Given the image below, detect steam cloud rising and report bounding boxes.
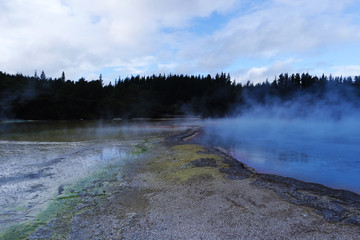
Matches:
[196,81,360,193]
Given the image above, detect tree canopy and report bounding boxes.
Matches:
[1,71,360,120]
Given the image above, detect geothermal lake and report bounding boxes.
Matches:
[197,117,360,194]
[0,120,189,231]
[2,118,360,231]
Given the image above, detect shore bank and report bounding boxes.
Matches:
[2,128,359,239]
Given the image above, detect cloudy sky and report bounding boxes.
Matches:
[1,0,360,84]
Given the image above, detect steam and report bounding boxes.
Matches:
[205,79,360,144]
[236,82,359,121]
[195,82,360,193]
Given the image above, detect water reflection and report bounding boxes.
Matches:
[196,118,360,194]
[0,119,191,142]
[101,146,128,162]
[278,151,308,162]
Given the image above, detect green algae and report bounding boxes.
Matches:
[132,138,157,154]
[146,144,229,184]
[0,159,125,239]
[0,138,229,239]
[133,144,147,154]
[0,195,80,240]
[0,182,107,239]
[56,194,80,200]
[0,137,152,239]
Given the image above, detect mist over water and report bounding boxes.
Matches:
[197,100,360,194]
[0,120,190,142]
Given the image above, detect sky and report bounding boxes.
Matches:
[1,0,360,84]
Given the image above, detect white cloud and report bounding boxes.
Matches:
[0,0,237,80]
[331,65,360,77]
[113,56,157,75]
[235,58,296,84]
[0,0,360,82]
[173,0,360,74]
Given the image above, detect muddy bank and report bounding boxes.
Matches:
[1,128,360,239]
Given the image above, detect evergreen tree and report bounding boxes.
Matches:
[61,71,65,82]
[40,71,46,81]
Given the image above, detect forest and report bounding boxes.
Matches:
[1,70,360,120]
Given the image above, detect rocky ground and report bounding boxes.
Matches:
[2,128,360,239]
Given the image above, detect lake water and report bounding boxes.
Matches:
[196,118,360,194]
[0,120,191,231]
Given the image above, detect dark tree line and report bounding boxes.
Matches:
[0,71,236,120]
[1,70,360,120]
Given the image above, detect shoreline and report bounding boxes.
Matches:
[181,127,360,225]
[2,127,359,239]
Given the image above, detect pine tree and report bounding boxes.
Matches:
[40,71,46,80]
[61,71,65,82]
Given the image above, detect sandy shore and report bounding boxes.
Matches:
[2,128,360,239]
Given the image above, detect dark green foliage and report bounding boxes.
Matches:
[1,70,360,120]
